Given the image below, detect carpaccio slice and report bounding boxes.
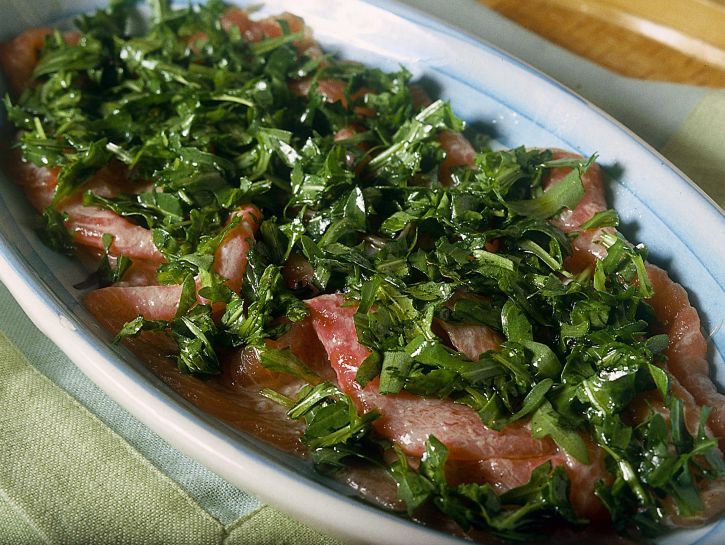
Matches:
[83,289,326,456]
[5,155,163,261]
[543,149,611,273]
[306,293,609,519]
[544,152,725,447]
[646,263,725,445]
[436,319,503,361]
[438,130,476,186]
[212,204,262,295]
[305,295,554,461]
[0,27,79,96]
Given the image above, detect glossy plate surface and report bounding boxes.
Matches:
[0,1,723,543]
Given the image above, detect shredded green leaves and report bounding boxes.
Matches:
[391,436,585,539]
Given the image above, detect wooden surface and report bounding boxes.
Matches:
[479,0,725,87]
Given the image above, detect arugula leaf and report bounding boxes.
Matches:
[390,436,584,538]
[53,139,113,204]
[94,233,132,286]
[531,401,589,463]
[35,207,75,256]
[264,380,380,457]
[259,347,321,385]
[507,155,595,219]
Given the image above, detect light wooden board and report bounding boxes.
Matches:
[479,0,725,87]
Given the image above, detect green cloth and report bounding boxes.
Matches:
[0,326,343,545]
[661,89,725,208]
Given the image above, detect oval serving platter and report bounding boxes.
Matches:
[0,1,723,544]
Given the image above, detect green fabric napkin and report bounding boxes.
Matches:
[661,90,725,208]
[0,294,343,545]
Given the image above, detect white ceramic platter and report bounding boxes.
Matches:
[0,1,723,544]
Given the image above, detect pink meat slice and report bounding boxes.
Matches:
[85,202,260,322]
[646,263,725,444]
[405,84,477,186]
[0,27,79,96]
[289,77,348,105]
[436,320,503,361]
[0,27,52,95]
[84,284,182,323]
[627,374,725,523]
[197,204,261,320]
[220,316,336,391]
[58,163,159,259]
[9,157,162,261]
[83,284,310,455]
[62,200,162,260]
[438,130,475,186]
[221,8,316,53]
[448,439,609,520]
[306,293,609,518]
[543,149,611,272]
[306,294,554,461]
[8,156,148,211]
[212,204,262,295]
[4,153,59,211]
[542,152,725,442]
[14,150,260,288]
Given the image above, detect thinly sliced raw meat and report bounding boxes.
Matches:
[543,150,610,272]
[84,284,182,326]
[0,28,78,95]
[670,476,725,527]
[87,204,260,319]
[543,154,725,442]
[646,263,725,442]
[6,156,162,260]
[628,374,716,439]
[306,294,554,461]
[83,284,308,454]
[398,85,476,186]
[306,293,609,518]
[448,439,609,520]
[62,200,161,260]
[0,27,52,94]
[334,125,362,142]
[438,130,475,186]
[221,8,316,52]
[436,320,503,361]
[3,152,59,211]
[220,316,335,391]
[57,163,161,259]
[76,160,152,197]
[0,28,80,95]
[627,376,725,523]
[7,157,148,212]
[213,204,261,294]
[405,85,476,186]
[289,78,347,106]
